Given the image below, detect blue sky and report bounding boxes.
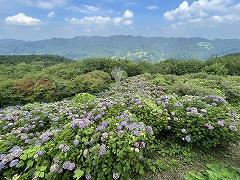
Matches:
[0,0,240,40]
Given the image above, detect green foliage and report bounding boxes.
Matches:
[0,55,73,65]
[156,59,203,75]
[0,79,20,107]
[72,93,96,105]
[166,95,239,149]
[66,70,111,94]
[185,163,240,180]
[202,63,228,75]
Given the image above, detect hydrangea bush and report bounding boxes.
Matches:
[0,75,239,179]
[0,99,155,179]
[164,95,239,148]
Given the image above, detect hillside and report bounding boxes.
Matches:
[0,36,240,61]
[0,54,73,65]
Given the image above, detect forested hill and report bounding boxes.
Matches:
[0,36,240,61]
[0,54,73,66]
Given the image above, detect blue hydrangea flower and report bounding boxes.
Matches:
[134,142,139,147]
[185,136,191,142]
[98,144,106,156]
[9,159,19,167]
[73,140,79,146]
[113,173,120,180]
[133,130,140,136]
[181,129,187,133]
[86,174,91,180]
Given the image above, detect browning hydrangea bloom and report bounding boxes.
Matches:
[50,163,59,173]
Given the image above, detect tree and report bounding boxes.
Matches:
[202,63,228,75]
[111,67,127,87]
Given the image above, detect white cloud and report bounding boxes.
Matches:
[82,5,99,12]
[67,5,99,14]
[147,5,159,10]
[123,10,134,19]
[123,19,132,25]
[164,0,240,29]
[164,0,239,21]
[67,16,111,25]
[5,13,42,26]
[47,11,55,18]
[18,0,69,9]
[66,9,134,26]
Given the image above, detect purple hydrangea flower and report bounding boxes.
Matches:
[134,130,140,136]
[63,146,70,152]
[208,125,214,130]
[118,130,125,135]
[2,126,8,130]
[41,135,50,143]
[59,144,64,149]
[73,140,79,146]
[0,161,6,170]
[9,159,19,167]
[37,150,44,156]
[117,125,123,130]
[134,142,139,147]
[99,144,106,156]
[86,174,91,180]
[102,121,108,127]
[62,161,75,171]
[185,136,191,142]
[113,173,120,180]
[146,126,152,132]
[167,126,171,130]
[101,132,108,141]
[53,158,59,163]
[9,146,21,153]
[181,129,187,133]
[50,163,59,173]
[0,154,6,160]
[217,120,225,127]
[140,142,146,148]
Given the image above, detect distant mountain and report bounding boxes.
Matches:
[0,36,240,61]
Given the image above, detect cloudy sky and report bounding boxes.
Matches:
[1,0,240,40]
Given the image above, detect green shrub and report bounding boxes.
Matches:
[72,93,96,105]
[66,70,111,94]
[129,98,170,136]
[171,83,224,97]
[202,63,228,75]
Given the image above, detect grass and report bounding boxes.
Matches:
[137,141,240,180]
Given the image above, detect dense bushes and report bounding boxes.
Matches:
[65,70,111,95]
[0,53,240,107]
[0,75,239,179]
[166,95,239,148]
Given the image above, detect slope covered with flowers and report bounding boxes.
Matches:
[0,75,239,179]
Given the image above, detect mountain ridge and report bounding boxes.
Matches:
[1,36,240,61]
